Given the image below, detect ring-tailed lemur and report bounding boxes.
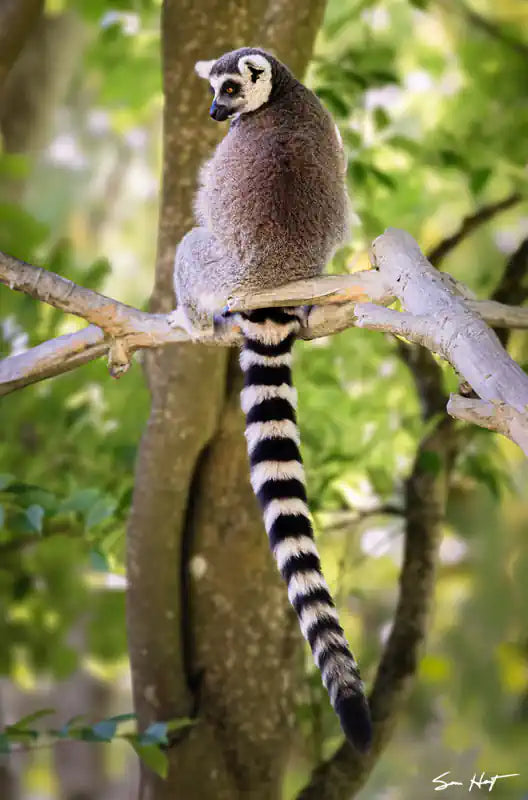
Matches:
[171,47,372,751]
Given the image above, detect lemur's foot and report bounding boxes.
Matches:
[167,307,213,340]
[167,307,189,331]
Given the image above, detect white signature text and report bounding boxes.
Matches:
[432,771,520,792]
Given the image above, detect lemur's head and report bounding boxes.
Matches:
[195,47,290,122]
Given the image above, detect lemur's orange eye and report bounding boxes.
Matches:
[226,86,234,94]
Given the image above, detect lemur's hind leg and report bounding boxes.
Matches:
[171,227,238,339]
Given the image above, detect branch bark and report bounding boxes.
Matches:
[2,248,528,397]
[365,228,528,453]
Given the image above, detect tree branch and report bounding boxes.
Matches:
[437,0,528,61]
[298,351,455,799]
[427,193,522,267]
[447,394,528,453]
[0,251,159,336]
[489,236,528,347]
[3,233,528,439]
[370,228,528,453]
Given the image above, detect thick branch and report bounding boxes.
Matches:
[0,327,107,394]
[2,241,528,402]
[0,251,156,336]
[369,229,528,453]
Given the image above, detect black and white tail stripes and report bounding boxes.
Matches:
[237,306,372,752]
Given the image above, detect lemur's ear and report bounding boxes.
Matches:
[238,53,271,83]
[195,59,216,79]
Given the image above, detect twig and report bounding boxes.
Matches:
[447,394,528,453]
[2,231,528,455]
[490,237,528,347]
[437,0,528,61]
[427,193,522,268]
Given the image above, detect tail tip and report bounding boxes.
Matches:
[335,691,372,753]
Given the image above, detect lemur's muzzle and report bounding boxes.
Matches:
[209,99,230,122]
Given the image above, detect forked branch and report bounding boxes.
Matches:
[2,230,528,456]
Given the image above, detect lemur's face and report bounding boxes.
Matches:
[195,53,272,121]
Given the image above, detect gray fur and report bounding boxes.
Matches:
[171,49,372,750]
[174,46,348,332]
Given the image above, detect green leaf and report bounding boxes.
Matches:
[469,167,491,196]
[89,550,110,572]
[25,504,44,534]
[367,467,393,496]
[77,726,110,742]
[10,709,55,728]
[342,129,362,149]
[83,257,112,290]
[0,203,49,255]
[367,165,397,190]
[387,135,420,155]
[0,505,4,529]
[130,742,169,778]
[140,721,168,745]
[315,88,349,118]
[0,733,11,754]
[91,719,118,741]
[57,715,87,738]
[58,488,101,514]
[438,149,467,169]
[464,454,504,498]
[373,106,391,130]
[347,161,368,186]
[416,450,443,475]
[5,727,38,741]
[18,489,57,513]
[367,69,399,85]
[84,499,116,529]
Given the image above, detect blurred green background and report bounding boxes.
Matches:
[1,0,527,798]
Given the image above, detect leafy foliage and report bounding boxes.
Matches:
[1,0,527,796]
[0,710,193,778]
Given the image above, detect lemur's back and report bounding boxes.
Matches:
[173,48,372,752]
[196,83,349,288]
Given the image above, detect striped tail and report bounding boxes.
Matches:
[237,306,372,752]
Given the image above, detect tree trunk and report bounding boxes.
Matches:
[126,1,327,797]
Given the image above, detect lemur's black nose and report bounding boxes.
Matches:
[209,99,230,122]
